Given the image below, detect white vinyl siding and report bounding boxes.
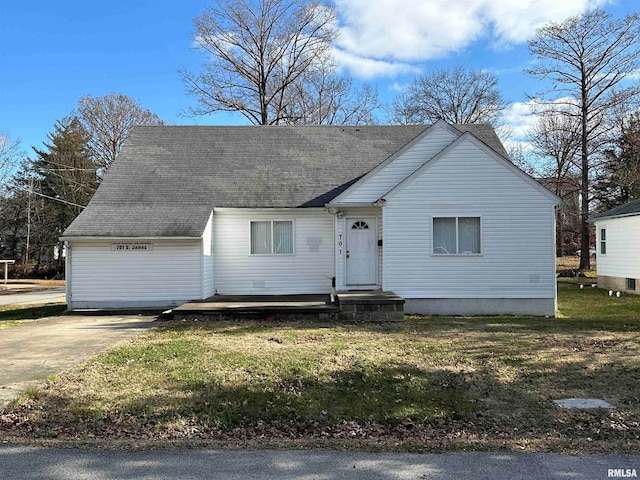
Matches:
[215,210,334,294]
[202,212,215,298]
[383,137,556,300]
[68,239,202,308]
[333,125,457,205]
[595,216,640,278]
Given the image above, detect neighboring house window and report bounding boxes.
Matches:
[250,221,293,255]
[433,217,481,255]
[626,278,636,291]
[600,228,606,255]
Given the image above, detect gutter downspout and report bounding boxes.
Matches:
[65,241,71,310]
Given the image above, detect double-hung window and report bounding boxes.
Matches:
[432,217,481,255]
[599,227,606,255]
[250,220,294,255]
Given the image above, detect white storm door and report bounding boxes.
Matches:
[346,218,377,285]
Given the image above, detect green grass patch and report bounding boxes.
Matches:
[558,280,640,322]
[0,303,66,329]
[0,304,66,323]
[0,282,639,452]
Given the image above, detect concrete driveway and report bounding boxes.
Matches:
[0,314,158,406]
[0,288,66,307]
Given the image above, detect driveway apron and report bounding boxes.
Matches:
[0,314,157,406]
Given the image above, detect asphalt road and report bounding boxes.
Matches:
[0,447,638,479]
[0,288,66,307]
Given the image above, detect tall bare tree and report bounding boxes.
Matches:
[77,93,164,173]
[529,112,582,255]
[390,67,509,128]
[0,133,21,186]
[284,62,380,125]
[181,0,339,125]
[527,9,640,269]
[530,112,581,194]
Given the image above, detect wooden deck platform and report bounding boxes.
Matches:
[172,292,404,322]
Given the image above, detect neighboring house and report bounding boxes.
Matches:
[61,120,560,315]
[590,198,640,294]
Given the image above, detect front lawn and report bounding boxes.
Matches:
[1,280,639,452]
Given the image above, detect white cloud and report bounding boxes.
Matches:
[628,68,640,81]
[485,0,611,44]
[333,49,420,79]
[501,97,581,168]
[502,100,538,143]
[336,0,612,75]
[388,82,409,92]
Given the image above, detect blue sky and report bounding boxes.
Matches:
[0,0,637,156]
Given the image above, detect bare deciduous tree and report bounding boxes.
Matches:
[529,112,582,255]
[77,93,164,173]
[530,112,581,194]
[389,67,509,128]
[284,62,380,125]
[182,0,338,125]
[527,9,640,269]
[0,133,21,186]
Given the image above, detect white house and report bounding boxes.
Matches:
[591,198,640,294]
[61,121,560,315]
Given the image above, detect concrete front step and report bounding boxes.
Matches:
[337,291,405,322]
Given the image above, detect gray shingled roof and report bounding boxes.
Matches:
[591,198,640,221]
[63,124,509,238]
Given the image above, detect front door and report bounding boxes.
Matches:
[346,218,377,286]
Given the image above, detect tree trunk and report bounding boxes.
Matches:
[555,175,563,257]
[556,209,564,256]
[579,81,591,270]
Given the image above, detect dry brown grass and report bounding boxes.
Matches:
[0,280,65,296]
[0,279,65,289]
[556,255,597,274]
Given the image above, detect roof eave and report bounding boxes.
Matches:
[589,211,640,223]
[60,235,204,241]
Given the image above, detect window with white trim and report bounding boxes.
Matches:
[433,217,481,255]
[250,220,293,255]
[600,227,606,255]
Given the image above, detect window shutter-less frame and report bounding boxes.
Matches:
[251,220,293,255]
[433,217,481,255]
